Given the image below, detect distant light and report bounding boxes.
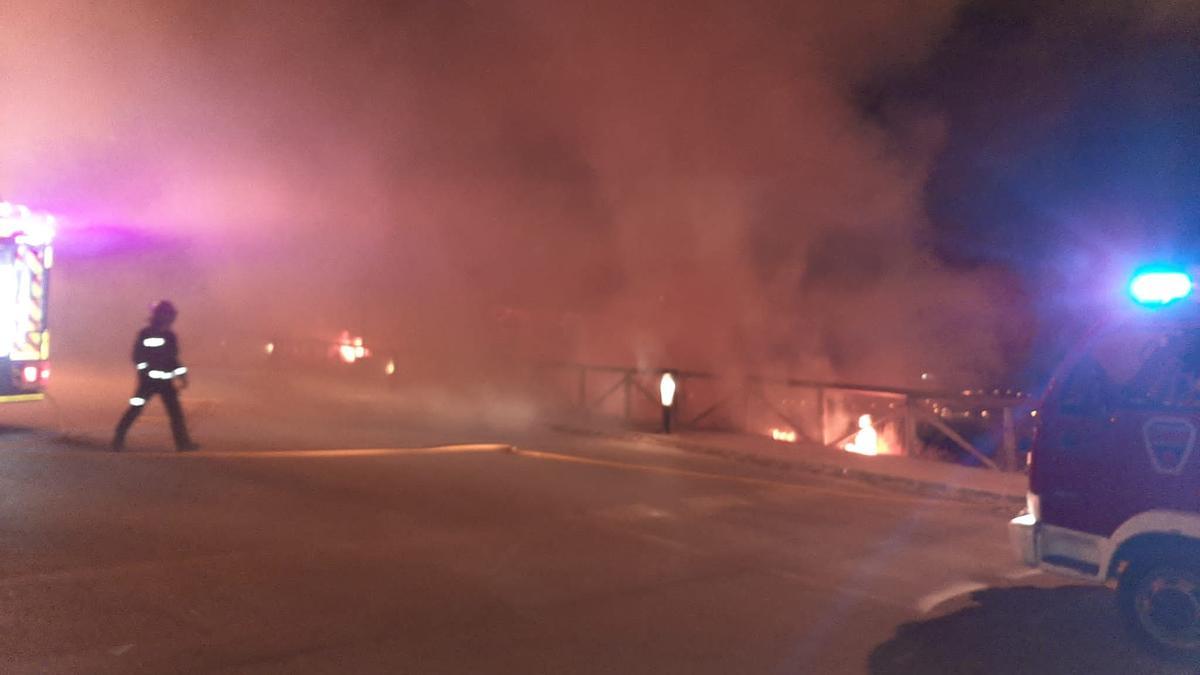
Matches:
[265,342,275,355]
[22,366,38,384]
[336,333,368,363]
[385,359,396,376]
[920,372,931,381]
[659,372,677,407]
[1130,269,1193,306]
[1030,409,1039,418]
[770,428,797,443]
[40,368,49,380]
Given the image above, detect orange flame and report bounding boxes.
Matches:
[770,428,797,443]
[336,331,370,363]
[845,414,889,456]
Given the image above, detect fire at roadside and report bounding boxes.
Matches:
[765,395,1035,469]
[203,337,1038,472]
[252,331,398,383]
[541,363,1036,471]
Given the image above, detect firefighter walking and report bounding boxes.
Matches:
[111,300,198,452]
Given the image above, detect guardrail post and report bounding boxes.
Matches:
[1000,406,1018,471]
[674,375,683,430]
[741,379,750,433]
[816,386,826,445]
[904,396,919,458]
[623,372,632,421]
[577,366,587,411]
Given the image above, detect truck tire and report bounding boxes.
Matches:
[1119,556,1200,660]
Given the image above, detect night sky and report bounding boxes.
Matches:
[895,0,1200,379]
[1,0,1196,389]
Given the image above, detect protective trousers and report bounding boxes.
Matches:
[113,379,192,450]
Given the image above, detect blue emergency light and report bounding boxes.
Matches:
[1129,269,1194,306]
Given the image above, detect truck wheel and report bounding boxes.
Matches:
[1119,557,1200,659]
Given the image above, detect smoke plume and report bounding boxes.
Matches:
[3,0,1024,390]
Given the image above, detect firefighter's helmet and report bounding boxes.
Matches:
[151,300,178,322]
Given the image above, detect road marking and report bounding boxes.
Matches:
[611,527,698,554]
[683,494,752,515]
[772,569,911,611]
[916,581,987,614]
[90,442,982,508]
[511,448,935,504]
[0,550,249,587]
[594,503,677,521]
[1004,567,1042,580]
[120,444,511,459]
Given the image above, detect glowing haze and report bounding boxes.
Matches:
[3,0,1018,389]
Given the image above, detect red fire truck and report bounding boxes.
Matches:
[1010,269,1200,657]
[0,201,53,401]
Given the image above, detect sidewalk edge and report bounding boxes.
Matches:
[553,424,1025,507]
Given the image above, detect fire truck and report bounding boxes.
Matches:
[1010,268,1200,657]
[0,201,54,401]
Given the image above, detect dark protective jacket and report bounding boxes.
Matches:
[132,326,186,380]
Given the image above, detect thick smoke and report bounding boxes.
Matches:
[4,0,1023,392]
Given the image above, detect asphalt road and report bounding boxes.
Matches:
[0,364,1191,673]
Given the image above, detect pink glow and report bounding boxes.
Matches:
[0,201,56,246]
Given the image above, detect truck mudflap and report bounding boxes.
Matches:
[1009,512,1108,580]
[1009,512,1039,567]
